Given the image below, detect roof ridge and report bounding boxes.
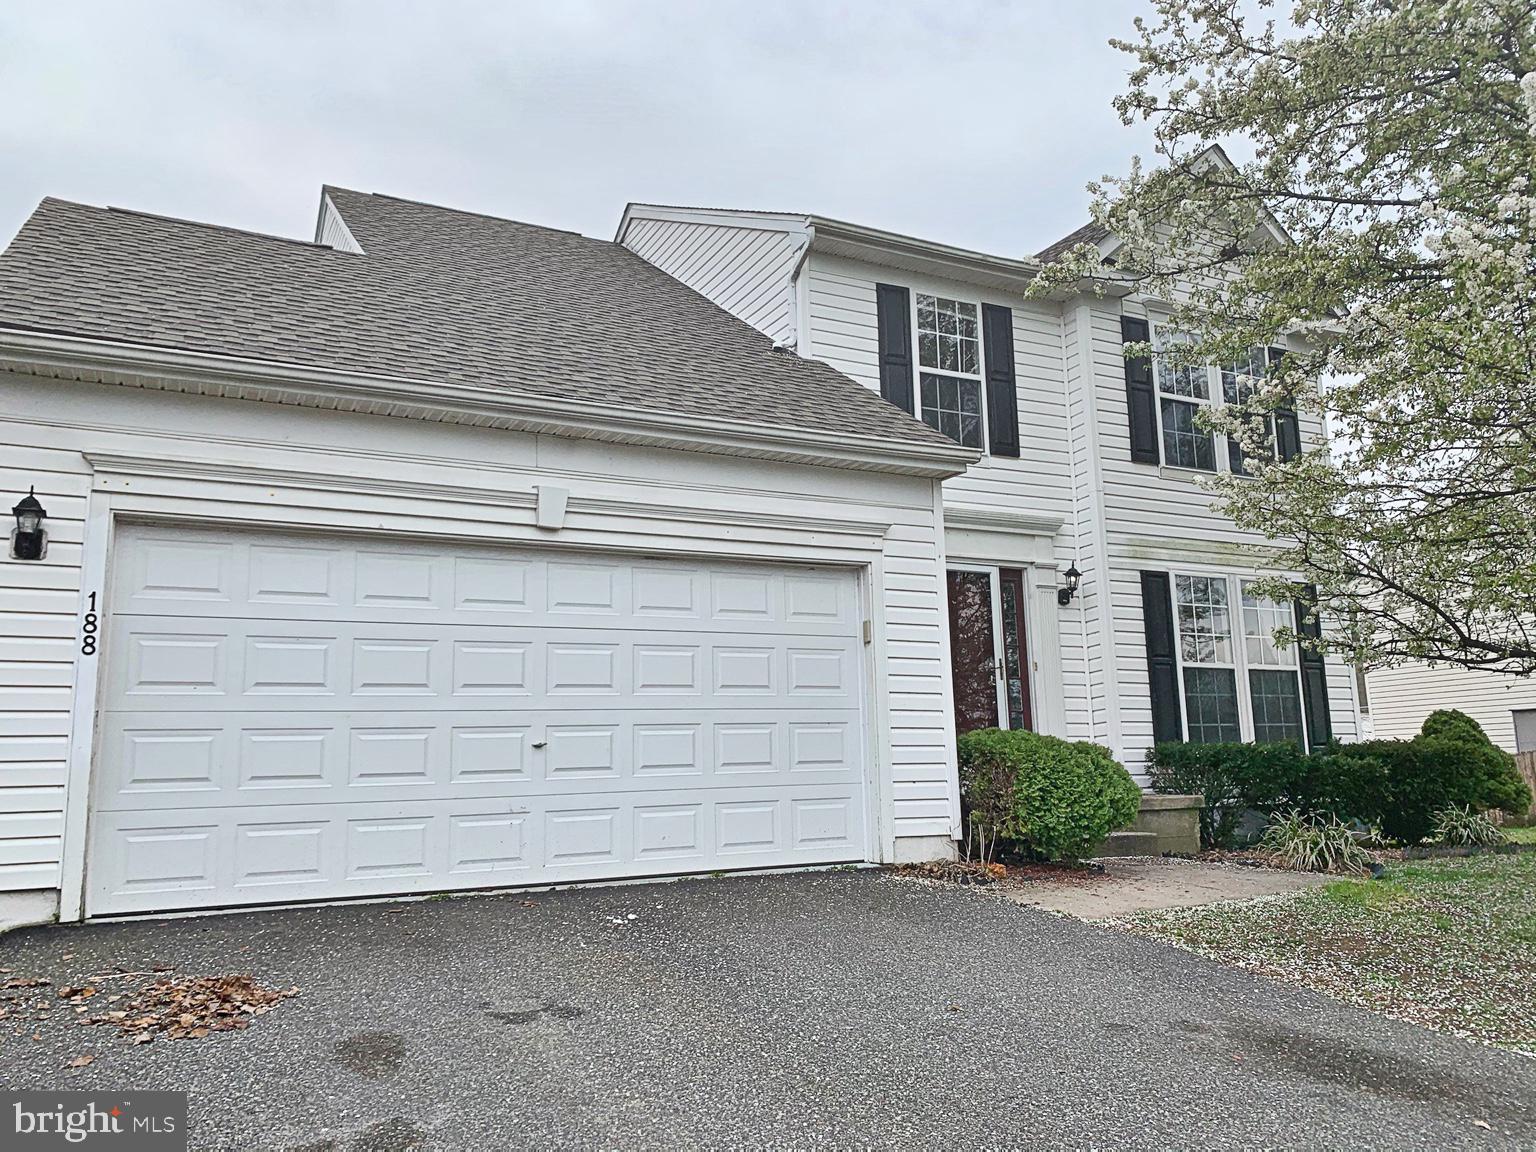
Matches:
[327,187,587,240]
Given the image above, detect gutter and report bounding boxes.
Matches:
[0,327,977,480]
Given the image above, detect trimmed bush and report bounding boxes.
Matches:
[1417,710,1531,817]
[957,729,1141,862]
[1159,713,1535,846]
[1420,708,1493,745]
[1146,740,1312,848]
[1319,739,1440,844]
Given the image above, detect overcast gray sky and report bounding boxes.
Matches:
[0,1,1153,257]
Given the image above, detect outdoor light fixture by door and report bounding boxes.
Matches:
[1057,563,1081,606]
[10,487,46,560]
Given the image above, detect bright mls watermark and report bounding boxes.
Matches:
[2,1092,186,1150]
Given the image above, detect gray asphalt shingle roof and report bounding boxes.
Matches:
[0,189,953,449]
[1035,221,1111,264]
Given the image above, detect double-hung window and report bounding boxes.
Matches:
[1173,573,1307,746]
[1154,329,1215,470]
[1221,349,1277,475]
[1241,581,1305,744]
[915,293,985,449]
[1153,325,1280,474]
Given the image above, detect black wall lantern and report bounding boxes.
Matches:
[1057,563,1081,606]
[10,487,46,561]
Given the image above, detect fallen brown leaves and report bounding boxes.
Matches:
[79,975,299,1044]
[894,858,1107,889]
[895,859,1005,885]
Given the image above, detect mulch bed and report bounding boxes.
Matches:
[892,858,1107,890]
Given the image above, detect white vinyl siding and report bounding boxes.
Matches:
[620,216,803,346]
[1098,297,1359,772]
[315,195,363,255]
[1367,661,1536,754]
[0,443,85,893]
[0,369,958,917]
[619,212,1360,773]
[801,252,1085,742]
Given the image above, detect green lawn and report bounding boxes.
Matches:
[1505,825,1536,845]
[1118,852,1536,1053]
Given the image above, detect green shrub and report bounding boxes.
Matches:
[957,729,1141,862]
[1146,740,1312,848]
[1259,809,1374,874]
[1433,805,1507,848]
[1315,735,1531,844]
[1332,739,1442,843]
[1419,708,1492,745]
[1151,716,1534,848]
[1417,709,1531,816]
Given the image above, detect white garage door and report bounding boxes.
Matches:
[87,524,869,915]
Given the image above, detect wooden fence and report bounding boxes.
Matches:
[1515,752,1536,821]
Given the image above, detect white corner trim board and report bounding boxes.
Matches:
[0,328,977,479]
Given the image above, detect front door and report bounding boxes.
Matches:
[945,567,1033,736]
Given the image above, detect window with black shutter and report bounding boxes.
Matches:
[1146,569,1321,748]
[877,286,1021,455]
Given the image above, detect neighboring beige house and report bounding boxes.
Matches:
[1367,663,1536,754]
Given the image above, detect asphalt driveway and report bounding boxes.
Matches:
[3,870,1533,1150]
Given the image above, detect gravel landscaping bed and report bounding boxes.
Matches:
[1112,852,1536,1055]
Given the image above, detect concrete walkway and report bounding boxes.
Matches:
[1006,855,1333,919]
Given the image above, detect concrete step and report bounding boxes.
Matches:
[1093,830,1161,858]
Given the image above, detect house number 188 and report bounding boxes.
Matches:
[80,591,99,657]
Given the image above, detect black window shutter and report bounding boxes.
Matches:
[1122,316,1159,464]
[1140,571,1184,744]
[1269,346,1301,461]
[1294,585,1334,749]
[1227,436,1252,477]
[875,283,914,414]
[981,304,1020,457]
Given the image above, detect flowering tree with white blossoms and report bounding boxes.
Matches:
[1033,0,1536,672]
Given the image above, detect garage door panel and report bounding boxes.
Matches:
[96,711,863,811]
[90,526,870,915]
[88,783,863,914]
[105,616,860,710]
[112,531,854,632]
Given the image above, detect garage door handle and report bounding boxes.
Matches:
[532,741,547,750]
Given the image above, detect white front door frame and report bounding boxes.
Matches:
[946,562,1010,728]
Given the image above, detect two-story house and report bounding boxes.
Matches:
[0,178,1365,932]
[617,202,1365,775]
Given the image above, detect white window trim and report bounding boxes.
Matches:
[1168,568,1309,746]
[1150,322,1279,477]
[912,291,989,454]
